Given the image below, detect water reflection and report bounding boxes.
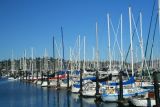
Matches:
[67,91,70,107]
[57,89,60,107]
[47,88,49,107]
[0,80,130,107]
[79,95,83,107]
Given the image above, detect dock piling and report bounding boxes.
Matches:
[153,72,160,107]
[67,70,70,89]
[118,70,123,101]
[79,69,83,95]
[47,70,49,86]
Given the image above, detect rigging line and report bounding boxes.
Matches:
[132,13,141,45]
[53,36,56,73]
[149,13,158,67]
[142,14,158,82]
[110,17,122,56]
[143,0,156,68]
[124,16,139,63]
[141,14,158,82]
[61,27,65,70]
[55,40,61,58]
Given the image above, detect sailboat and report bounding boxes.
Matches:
[41,48,49,87]
[82,22,104,97]
[71,35,97,93]
[8,50,17,81]
[101,9,150,102]
[129,0,160,106]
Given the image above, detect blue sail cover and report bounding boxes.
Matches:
[72,70,80,75]
[73,83,80,88]
[109,76,135,86]
[83,76,96,81]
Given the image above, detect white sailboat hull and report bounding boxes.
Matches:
[60,81,72,88]
[101,88,149,102]
[101,94,118,102]
[49,80,57,86]
[8,77,17,81]
[71,85,79,93]
[82,90,96,97]
[41,81,48,87]
[37,80,42,85]
[129,97,156,107]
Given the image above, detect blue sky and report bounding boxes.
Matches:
[0,0,159,62]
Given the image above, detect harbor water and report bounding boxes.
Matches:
[0,78,130,107]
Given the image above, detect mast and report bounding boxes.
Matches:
[61,27,69,88]
[20,57,22,70]
[92,47,95,69]
[129,7,134,76]
[96,22,99,70]
[24,50,27,72]
[120,14,123,69]
[11,50,14,74]
[140,12,145,69]
[78,35,81,70]
[44,48,48,72]
[40,58,42,78]
[95,21,100,96]
[31,48,34,79]
[44,48,49,85]
[83,36,86,71]
[143,0,156,68]
[69,47,72,71]
[107,14,111,71]
[23,50,27,80]
[53,36,55,74]
[61,27,65,70]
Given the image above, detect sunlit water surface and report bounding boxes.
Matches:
[0,78,130,107]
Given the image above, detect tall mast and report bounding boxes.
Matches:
[53,36,55,73]
[61,27,65,70]
[140,12,145,69]
[11,50,14,73]
[69,47,72,71]
[83,36,86,71]
[78,35,81,70]
[40,58,42,76]
[92,47,95,69]
[120,14,123,69]
[129,7,134,76]
[44,48,48,72]
[24,50,27,72]
[95,21,100,96]
[107,14,111,70]
[20,57,22,70]
[31,48,34,78]
[96,22,99,70]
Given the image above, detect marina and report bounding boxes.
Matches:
[0,0,160,107]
